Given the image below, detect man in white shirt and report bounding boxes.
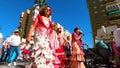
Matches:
[0,31,3,59]
[7,30,21,66]
[0,37,10,62]
[114,24,120,49]
[0,32,3,45]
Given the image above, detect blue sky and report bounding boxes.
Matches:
[0,0,93,48]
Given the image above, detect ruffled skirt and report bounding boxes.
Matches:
[70,42,86,68]
[28,31,55,68]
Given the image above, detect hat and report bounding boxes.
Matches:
[14,29,19,33]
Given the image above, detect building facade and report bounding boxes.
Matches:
[87,0,119,47]
[18,0,46,38]
[18,7,35,38]
[105,0,120,24]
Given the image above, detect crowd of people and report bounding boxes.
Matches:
[109,24,120,67]
[1,4,120,68]
[0,29,3,57]
[0,5,87,68]
[95,24,120,67]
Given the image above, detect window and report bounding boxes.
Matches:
[106,7,109,10]
[113,5,115,8]
[99,0,103,2]
[95,16,99,20]
[94,11,98,14]
[93,1,96,4]
[100,4,104,7]
[93,6,97,9]
[103,15,106,17]
[102,10,105,12]
[115,5,119,8]
[108,6,112,10]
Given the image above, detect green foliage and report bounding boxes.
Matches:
[34,0,46,4]
[19,28,24,38]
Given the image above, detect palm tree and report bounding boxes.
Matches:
[34,0,46,6]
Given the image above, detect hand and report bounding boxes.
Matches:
[82,42,88,46]
[26,37,31,43]
[78,35,82,40]
[7,45,10,49]
[26,40,30,44]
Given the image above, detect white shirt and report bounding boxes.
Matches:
[3,37,10,45]
[0,33,3,38]
[0,33,3,45]
[8,34,21,46]
[114,28,120,47]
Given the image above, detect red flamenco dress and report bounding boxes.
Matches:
[112,44,120,67]
[48,30,61,68]
[55,37,68,67]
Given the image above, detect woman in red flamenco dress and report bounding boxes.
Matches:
[55,27,68,68]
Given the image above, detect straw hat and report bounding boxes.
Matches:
[14,29,19,33]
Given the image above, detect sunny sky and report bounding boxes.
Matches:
[0,0,93,48]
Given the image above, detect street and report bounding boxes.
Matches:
[0,60,28,68]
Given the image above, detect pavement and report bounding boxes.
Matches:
[0,60,29,68]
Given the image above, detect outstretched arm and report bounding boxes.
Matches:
[27,16,38,43]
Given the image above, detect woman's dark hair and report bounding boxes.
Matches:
[74,27,79,32]
[39,5,50,17]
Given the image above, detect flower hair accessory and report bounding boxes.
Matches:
[49,9,52,15]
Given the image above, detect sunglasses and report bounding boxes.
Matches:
[46,7,50,11]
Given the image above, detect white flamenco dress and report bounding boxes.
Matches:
[28,14,56,68]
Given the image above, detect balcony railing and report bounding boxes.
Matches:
[103,0,115,4]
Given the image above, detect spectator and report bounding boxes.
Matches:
[0,27,3,59]
[22,43,31,61]
[0,36,10,62]
[114,24,120,49]
[7,30,21,66]
[0,32,2,45]
[0,26,2,45]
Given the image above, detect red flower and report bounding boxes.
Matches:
[46,61,50,65]
[39,53,45,56]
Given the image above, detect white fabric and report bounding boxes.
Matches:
[3,37,10,45]
[42,17,50,28]
[114,28,120,47]
[8,35,21,46]
[0,33,3,38]
[28,31,54,68]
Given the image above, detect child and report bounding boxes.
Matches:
[23,43,31,61]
